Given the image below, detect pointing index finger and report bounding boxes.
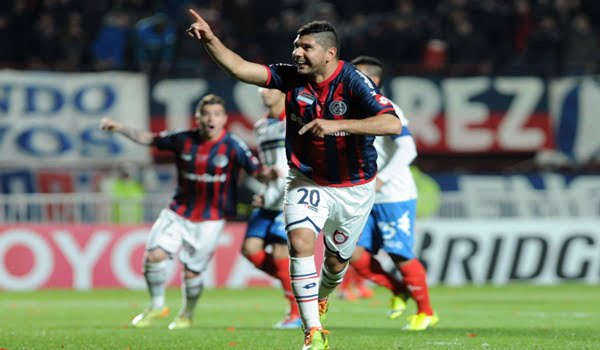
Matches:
[298,125,307,135]
[188,9,203,22]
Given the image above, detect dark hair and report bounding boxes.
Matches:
[297,20,339,54]
[351,55,384,83]
[196,94,226,113]
[351,56,384,69]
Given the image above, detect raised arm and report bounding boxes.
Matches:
[298,113,402,138]
[99,117,154,145]
[187,9,269,86]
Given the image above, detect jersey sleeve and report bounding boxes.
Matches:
[152,129,185,152]
[264,63,298,92]
[377,133,418,182]
[390,105,411,140]
[349,70,398,119]
[230,135,260,174]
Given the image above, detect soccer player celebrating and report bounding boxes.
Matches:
[187,12,402,350]
[100,94,261,330]
[242,87,301,329]
[350,56,438,330]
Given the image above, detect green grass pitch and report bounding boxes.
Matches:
[1,284,599,349]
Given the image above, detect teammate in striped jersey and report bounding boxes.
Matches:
[187,12,402,349]
[242,87,301,329]
[350,56,437,331]
[100,94,261,330]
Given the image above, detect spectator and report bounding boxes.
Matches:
[564,13,598,74]
[101,163,145,224]
[91,9,131,70]
[0,15,16,66]
[447,18,491,75]
[58,13,89,71]
[133,13,176,75]
[27,13,63,69]
[519,15,563,77]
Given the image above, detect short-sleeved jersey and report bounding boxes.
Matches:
[374,104,418,203]
[264,60,398,187]
[153,129,259,221]
[254,111,288,210]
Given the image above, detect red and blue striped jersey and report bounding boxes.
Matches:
[264,60,398,187]
[153,129,259,221]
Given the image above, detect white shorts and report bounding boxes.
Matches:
[283,168,376,260]
[146,209,225,273]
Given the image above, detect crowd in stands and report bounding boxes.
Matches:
[0,0,599,77]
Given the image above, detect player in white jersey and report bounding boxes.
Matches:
[349,56,438,331]
[242,88,301,328]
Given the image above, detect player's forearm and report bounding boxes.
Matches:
[340,114,402,136]
[116,126,154,145]
[203,37,268,86]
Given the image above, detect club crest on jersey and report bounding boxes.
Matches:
[333,230,349,244]
[297,92,315,105]
[212,154,229,168]
[329,101,347,116]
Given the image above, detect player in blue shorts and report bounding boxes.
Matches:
[187,12,402,350]
[242,88,302,329]
[350,56,438,331]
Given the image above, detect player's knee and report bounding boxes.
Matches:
[271,243,290,259]
[183,268,200,280]
[349,246,366,264]
[241,238,263,258]
[145,248,168,263]
[287,229,315,257]
[323,253,348,274]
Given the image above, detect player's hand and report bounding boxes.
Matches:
[375,178,384,192]
[99,117,122,132]
[298,119,340,138]
[252,194,264,208]
[187,9,215,41]
[256,166,281,183]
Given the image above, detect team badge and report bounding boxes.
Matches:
[333,230,349,244]
[212,154,229,168]
[328,101,347,116]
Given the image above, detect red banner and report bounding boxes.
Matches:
[0,223,324,290]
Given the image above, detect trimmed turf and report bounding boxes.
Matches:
[1,284,599,349]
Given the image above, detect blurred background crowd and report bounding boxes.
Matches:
[1,0,600,223]
[1,0,599,78]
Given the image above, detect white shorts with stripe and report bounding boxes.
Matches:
[146,209,224,273]
[283,168,376,260]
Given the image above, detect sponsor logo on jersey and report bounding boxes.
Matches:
[333,230,349,244]
[376,94,390,106]
[180,153,192,161]
[212,154,229,168]
[297,92,316,105]
[305,204,318,213]
[290,113,306,126]
[326,131,351,137]
[182,171,227,182]
[328,100,347,116]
